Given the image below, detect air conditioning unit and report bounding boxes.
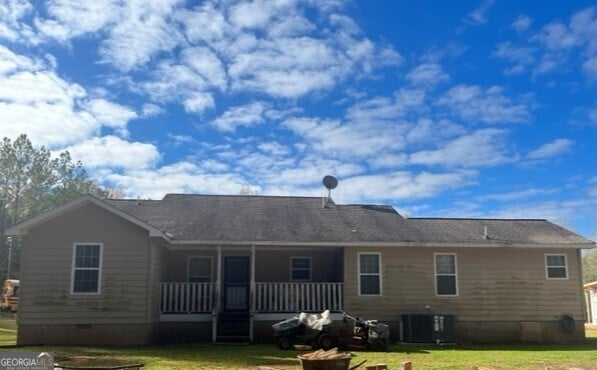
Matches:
[401,314,455,343]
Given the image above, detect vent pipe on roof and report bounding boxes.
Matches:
[483,226,488,240]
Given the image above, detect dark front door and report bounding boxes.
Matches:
[223,257,250,311]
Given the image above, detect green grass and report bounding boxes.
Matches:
[0,314,17,346]
[1,317,596,369]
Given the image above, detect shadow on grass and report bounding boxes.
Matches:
[388,336,597,353]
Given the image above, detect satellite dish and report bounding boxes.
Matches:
[322,175,338,190]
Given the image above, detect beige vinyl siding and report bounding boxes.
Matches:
[19,202,154,325]
[254,248,343,283]
[164,250,217,282]
[147,239,166,322]
[343,246,583,322]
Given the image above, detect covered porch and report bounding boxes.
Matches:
[158,245,344,342]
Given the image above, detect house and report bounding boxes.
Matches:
[5,193,595,346]
[585,281,597,325]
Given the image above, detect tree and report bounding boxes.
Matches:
[583,251,597,283]
[0,134,109,279]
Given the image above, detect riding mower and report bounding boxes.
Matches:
[272,310,335,350]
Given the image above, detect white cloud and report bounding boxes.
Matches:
[139,60,210,106]
[485,198,596,235]
[583,56,597,80]
[478,188,558,202]
[0,66,95,146]
[283,116,406,158]
[258,142,291,156]
[511,15,532,32]
[0,45,43,74]
[492,42,536,75]
[212,102,269,132]
[0,47,141,148]
[406,118,465,144]
[180,47,227,90]
[530,7,597,78]
[409,129,513,167]
[466,0,496,25]
[0,0,36,43]
[99,0,183,71]
[405,63,449,87]
[104,161,246,199]
[35,0,120,41]
[141,103,164,118]
[346,88,426,122]
[527,138,573,159]
[336,171,475,202]
[84,99,137,134]
[228,0,290,30]
[183,93,215,115]
[65,136,160,170]
[437,84,530,124]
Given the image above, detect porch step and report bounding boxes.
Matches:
[217,312,250,337]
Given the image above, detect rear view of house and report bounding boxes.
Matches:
[6,193,595,345]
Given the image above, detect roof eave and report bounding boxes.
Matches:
[166,239,594,249]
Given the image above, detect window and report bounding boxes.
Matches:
[72,243,102,294]
[358,253,381,295]
[188,257,211,282]
[291,257,311,281]
[546,254,567,279]
[435,253,458,296]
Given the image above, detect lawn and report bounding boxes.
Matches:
[1,318,596,370]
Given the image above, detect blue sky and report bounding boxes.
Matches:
[0,0,595,240]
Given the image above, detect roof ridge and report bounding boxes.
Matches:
[161,193,330,200]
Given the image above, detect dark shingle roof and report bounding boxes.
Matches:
[406,218,592,245]
[106,194,410,242]
[104,194,594,246]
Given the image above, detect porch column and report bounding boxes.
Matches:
[250,245,256,342]
[213,245,222,343]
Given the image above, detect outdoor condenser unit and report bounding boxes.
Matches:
[401,314,455,343]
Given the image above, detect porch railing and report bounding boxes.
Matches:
[255,282,343,312]
[160,282,214,313]
[160,282,343,314]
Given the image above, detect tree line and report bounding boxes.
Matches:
[0,134,111,279]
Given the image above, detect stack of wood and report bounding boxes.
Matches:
[298,348,351,360]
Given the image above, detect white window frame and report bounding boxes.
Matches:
[290,256,312,281]
[71,243,103,295]
[357,252,382,296]
[434,253,459,297]
[187,256,212,283]
[545,254,568,280]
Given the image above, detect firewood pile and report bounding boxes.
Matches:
[298,348,351,361]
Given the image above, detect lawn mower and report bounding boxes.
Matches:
[272,310,335,350]
[338,312,390,351]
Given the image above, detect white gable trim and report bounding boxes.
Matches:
[5,195,168,240]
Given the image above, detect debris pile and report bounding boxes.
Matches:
[298,348,350,361]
